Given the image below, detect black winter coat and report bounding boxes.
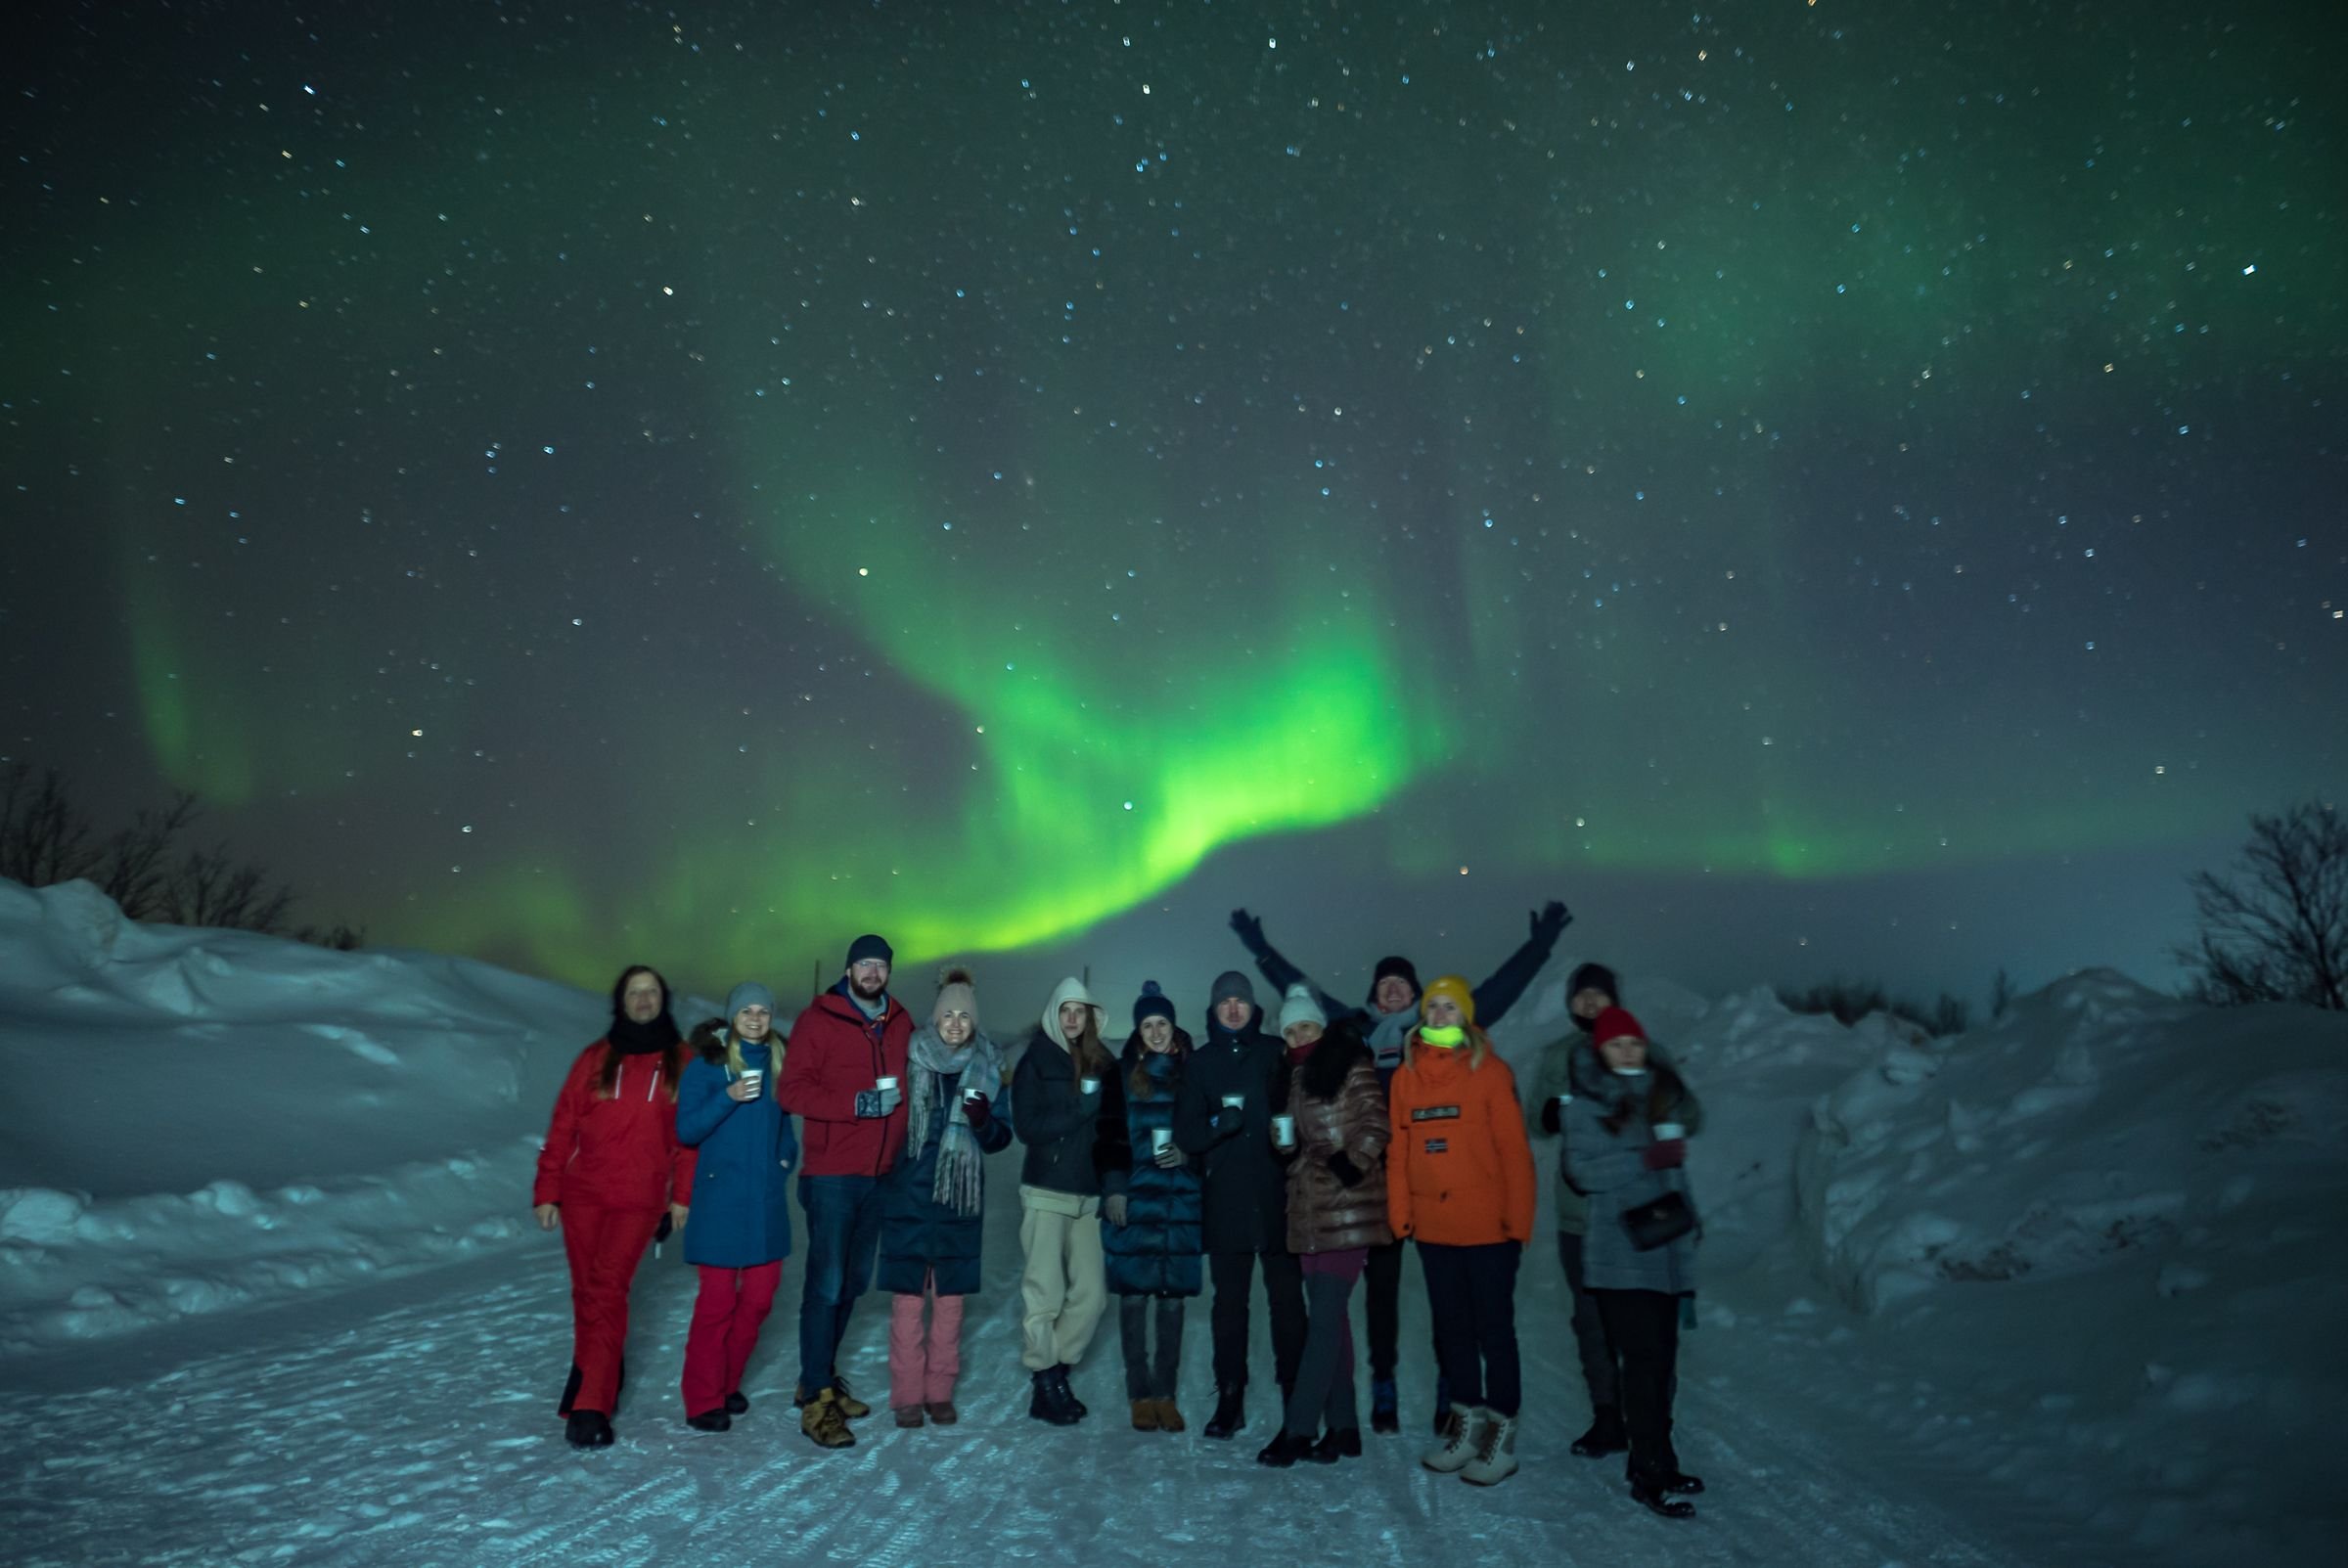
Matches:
[1012,1032,1130,1196]
[1104,1037,1204,1297]
[1171,1009,1291,1254]
[876,1067,1014,1296]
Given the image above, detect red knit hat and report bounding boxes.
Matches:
[1590,1006,1647,1051]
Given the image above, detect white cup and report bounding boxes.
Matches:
[1220,1092,1244,1110]
[1151,1127,1173,1156]
[1555,1093,1572,1107]
[740,1070,763,1095]
[1653,1121,1686,1141]
[877,1076,899,1093]
[1079,1076,1101,1096]
[1271,1113,1296,1148]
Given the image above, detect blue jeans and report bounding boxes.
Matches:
[797,1174,883,1394]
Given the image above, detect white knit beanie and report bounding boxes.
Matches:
[1278,983,1327,1037]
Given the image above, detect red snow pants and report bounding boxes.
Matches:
[561,1202,665,1415]
[681,1262,785,1416]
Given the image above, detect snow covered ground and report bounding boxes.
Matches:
[1,877,2341,1566]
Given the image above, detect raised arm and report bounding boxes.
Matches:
[1469,899,1573,1027]
[1231,908,1356,1024]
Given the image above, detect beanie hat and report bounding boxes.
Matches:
[1133,980,1177,1030]
[1567,963,1622,1033]
[1419,973,1475,1026]
[1372,955,1422,998]
[725,981,776,1023]
[1590,1006,1648,1052]
[1211,969,1256,1008]
[931,964,977,1029]
[1277,983,1327,1037]
[845,933,894,968]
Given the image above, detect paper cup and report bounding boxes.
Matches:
[1555,1093,1572,1106]
[1151,1127,1173,1155]
[1271,1114,1296,1148]
[1079,1076,1101,1095]
[1653,1121,1685,1141]
[877,1076,899,1093]
[1220,1093,1244,1110]
[740,1070,763,1094]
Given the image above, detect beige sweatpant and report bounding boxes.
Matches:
[1017,1185,1106,1371]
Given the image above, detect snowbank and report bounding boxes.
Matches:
[0,877,610,1357]
[1793,967,2348,1558]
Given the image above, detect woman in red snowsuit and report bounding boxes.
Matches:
[533,964,698,1448]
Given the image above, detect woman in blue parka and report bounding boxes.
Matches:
[1104,980,1204,1432]
[674,982,799,1431]
[877,966,1011,1426]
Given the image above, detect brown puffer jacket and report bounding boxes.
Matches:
[1284,1035,1393,1253]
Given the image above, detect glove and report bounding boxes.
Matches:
[854,1086,903,1119]
[1643,1139,1688,1171]
[654,1212,673,1243]
[1328,1151,1367,1188]
[1229,907,1268,955]
[1104,1194,1129,1226]
[963,1093,992,1127]
[1539,1098,1562,1135]
[1531,899,1572,944]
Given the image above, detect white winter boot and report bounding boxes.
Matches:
[1460,1408,1519,1486]
[1422,1404,1487,1473]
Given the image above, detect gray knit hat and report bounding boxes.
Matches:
[725,981,776,1022]
[1210,969,1255,1008]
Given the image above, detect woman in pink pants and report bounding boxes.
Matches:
[875,967,1011,1425]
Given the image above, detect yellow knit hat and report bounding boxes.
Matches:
[1420,974,1475,1025]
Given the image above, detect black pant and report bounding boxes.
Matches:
[1418,1240,1522,1417]
[1207,1248,1305,1392]
[1118,1294,1185,1400]
[1556,1231,1621,1411]
[1595,1288,1682,1477]
[1364,1236,1403,1379]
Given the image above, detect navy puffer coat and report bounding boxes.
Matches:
[1104,1033,1204,1298]
[876,1061,1013,1297]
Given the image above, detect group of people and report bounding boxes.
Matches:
[530,905,1711,1518]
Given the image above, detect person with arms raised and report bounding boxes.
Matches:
[1227,898,1570,1433]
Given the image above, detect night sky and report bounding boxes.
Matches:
[5,1,2340,1011]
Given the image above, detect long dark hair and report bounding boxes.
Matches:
[1598,1047,1689,1136]
[599,963,685,1101]
[1295,1019,1371,1102]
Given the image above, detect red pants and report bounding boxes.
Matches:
[560,1202,665,1415]
[681,1262,785,1416]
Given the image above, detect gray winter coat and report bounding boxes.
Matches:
[1561,1060,1702,1293]
[1534,1032,1703,1236]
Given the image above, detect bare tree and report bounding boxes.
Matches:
[1989,967,2016,1020]
[163,845,295,935]
[2179,801,2348,1011]
[95,791,201,920]
[0,764,101,887]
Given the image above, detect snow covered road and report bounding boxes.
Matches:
[3,1226,2099,1568]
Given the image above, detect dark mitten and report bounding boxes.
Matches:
[963,1093,992,1127]
[1229,907,1268,954]
[1539,1098,1562,1135]
[1642,1139,1688,1171]
[1531,899,1572,943]
[1328,1151,1367,1188]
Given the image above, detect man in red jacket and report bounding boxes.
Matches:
[778,932,913,1448]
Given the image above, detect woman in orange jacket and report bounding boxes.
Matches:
[1384,974,1535,1486]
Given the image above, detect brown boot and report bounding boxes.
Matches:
[1131,1399,1160,1432]
[1153,1397,1186,1433]
[893,1406,926,1428]
[799,1389,855,1450]
[925,1401,960,1425]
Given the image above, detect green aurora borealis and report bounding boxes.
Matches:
[5,1,2342,997]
